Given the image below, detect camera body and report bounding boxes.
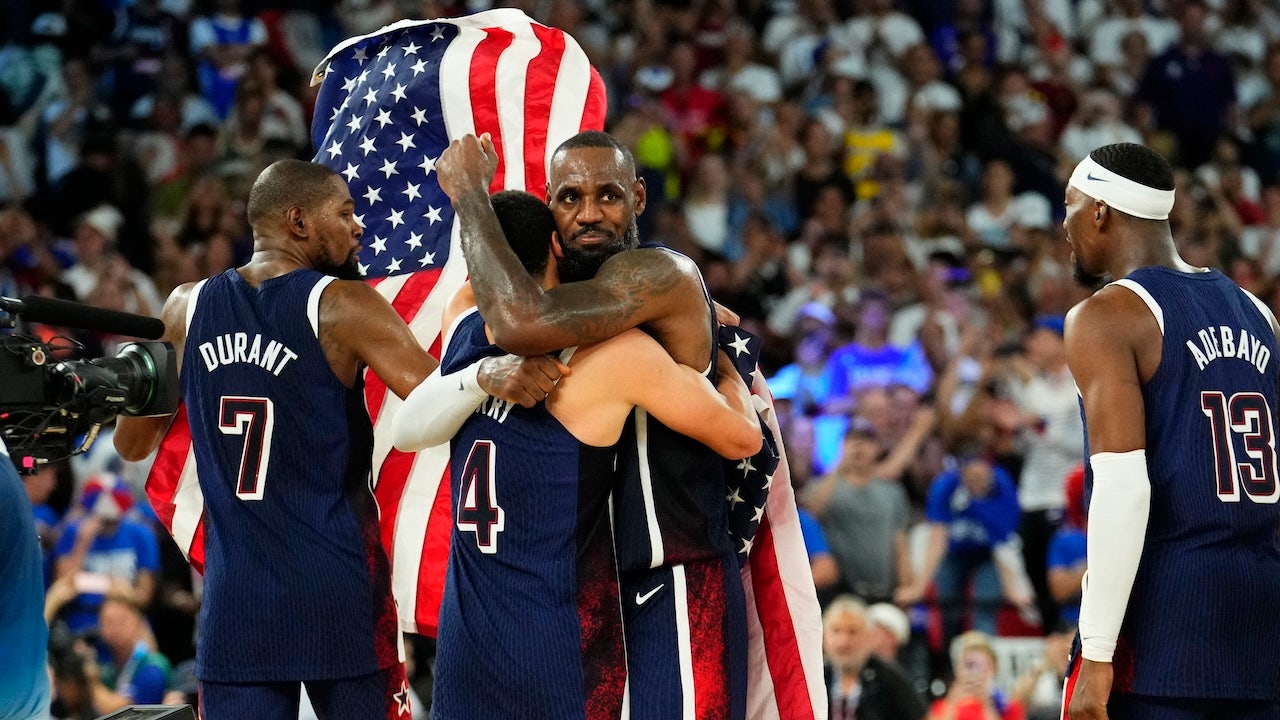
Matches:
[0,334,178,472]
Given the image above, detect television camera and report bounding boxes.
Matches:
[0,295,178,473]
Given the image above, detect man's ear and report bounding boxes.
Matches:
[1095,200,1109,228]
[550,231,564,259]
[632,176,647,216]
[286,206,308,237]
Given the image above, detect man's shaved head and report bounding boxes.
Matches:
[247,160,344,227]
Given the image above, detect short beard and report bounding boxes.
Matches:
[558,222,641,282]
[321,254,364,281]
[1072,258,1106,290]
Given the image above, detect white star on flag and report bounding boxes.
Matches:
[402,41,420,56]
[381,62,397,79]
[352,46,367,63]
[369,235,387,254]
[728,333,752,357]
[374,108,393,128]
[429,25,446,41]
[411,107,428,126]
[388,209,405,228]
[406,231,423,250]
[379,159,398,178]
[424,206,442,224]
[391,83,408,102]
[410,59,427,76]
[386,256,402,273]
[363,87,379,106]
[403,182,422,202]
[341,163,359,181]
[737,458,756,476]
[359,136,376,155]
[727,487,744,507]
[326,140,342,159]
[396,132,416,152]
[419,251,436,266]
[363,186,383,204]
[346,114,362,133]
[419,155,437,175]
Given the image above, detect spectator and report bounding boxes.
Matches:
[93,591,171,710]
[61,204,163,316]
[796,504,842,605]
[804,408,936,604]
[1005,315,1084,630]
[1045,465,1086,630]
[896,456,1029,647]
[865,601,912,663]
[928,631,1026,720]
[50,473,159,634]
[823,290,933,406]
[823,595,927,720]
[1134,1,1237,167]
[1011,630,1072,720]
[189,0,268,119]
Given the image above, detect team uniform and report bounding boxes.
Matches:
[182,268,407,720]
[612,245,748,720]
[1064,267,1280,718]
[431,308,626,720]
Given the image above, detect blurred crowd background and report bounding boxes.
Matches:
[9,0,1276,717]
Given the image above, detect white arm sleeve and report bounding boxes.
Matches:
[1078,449,1151,662]
[391,361,486,452]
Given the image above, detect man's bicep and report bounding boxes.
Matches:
[1066,302,1147,454]
[336,283,438,398]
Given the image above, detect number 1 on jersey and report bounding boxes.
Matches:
[1202,390,1280,503]
[219,396,275,501]
[457,440,505,554]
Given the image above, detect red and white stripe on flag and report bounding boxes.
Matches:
[743,372,829,720]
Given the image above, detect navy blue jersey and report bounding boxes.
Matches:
[182,269,399,683]
[613,243,729,572]
[1084,267,1280,699]
[432,310,625,720]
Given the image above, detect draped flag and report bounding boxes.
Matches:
[144,7,826,716]
[719,326,828,720]
[144,8,608,635]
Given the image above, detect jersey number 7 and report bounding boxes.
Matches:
[218,396,275,501]
[1202,391,1280,503]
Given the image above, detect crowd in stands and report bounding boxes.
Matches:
[10,0,1279,715]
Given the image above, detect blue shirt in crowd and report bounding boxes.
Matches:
[0,443,52,720]
[925,463,1021,557]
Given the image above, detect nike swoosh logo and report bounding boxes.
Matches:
[635,584,665,606]
[1086,172,1108,182]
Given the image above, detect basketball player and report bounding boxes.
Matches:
[393,190,762,719]
[1061,143,1280,720]
[113,160,558,720]
[438,132,767,719]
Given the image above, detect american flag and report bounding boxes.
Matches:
[144,8,826,716]
[719,326,828,720]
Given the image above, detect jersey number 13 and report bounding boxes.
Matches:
[1201,391,1280,503]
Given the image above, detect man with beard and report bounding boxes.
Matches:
[437,132,758,719]
[1061,143,1280,720]
[114,160,548,720]
[393,190,763,719]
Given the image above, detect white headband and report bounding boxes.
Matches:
[1068,155,1175,220]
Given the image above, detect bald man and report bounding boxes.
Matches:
[115,160,553,720]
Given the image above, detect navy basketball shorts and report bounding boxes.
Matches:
[200,664,411,720]
[619,554,747,720]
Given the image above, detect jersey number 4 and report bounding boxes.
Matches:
[1202,391,1280,503]
[457,440,505,554]
[218,396,274,501]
